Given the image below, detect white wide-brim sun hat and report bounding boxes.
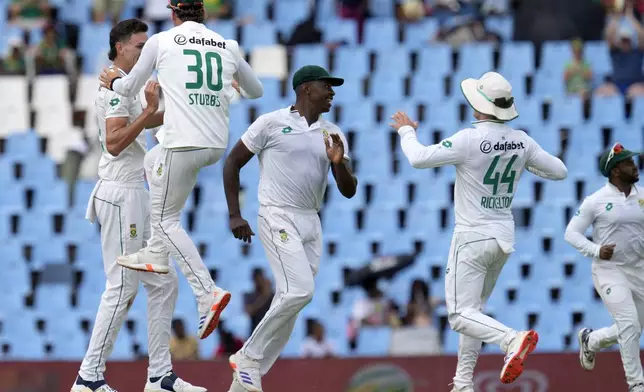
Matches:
[460,72,519,122]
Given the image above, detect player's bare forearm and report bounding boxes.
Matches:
[332,160,357,198]
[223,140,255,217]
[144,111,164,129]
[105,107,155,156]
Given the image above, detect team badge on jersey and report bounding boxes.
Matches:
[322,129,329,138]
[279,229,288,242]
[639,199,644,208]
[130,224,137,239]
[157,163,163,177]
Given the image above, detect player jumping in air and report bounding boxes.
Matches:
[566,143,644,392]
[98,0,264,340]
[72,19,205,392]
[391,72,568,391]
[222,65,357,392]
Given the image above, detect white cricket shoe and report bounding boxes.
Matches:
[578,328,596,371]
[143,371,206,392]
[227,374,247,392]
[500,330,539,384]
[631,384,644,392]
[449,384,474,392]
[70,376,117,392]
[229,352,262,392]
[117,248,170,274]
[197,287,231,339]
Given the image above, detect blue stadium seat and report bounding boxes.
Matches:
[372,180,408,209]
[0,184,24,214]
[206,20,237,40]
[584,41,613,81]
[567,125,603,155]
[292,45,329,72]
[334,46,369,79]
[541,180,576,207]
[5,132,41,161]
[404,19,439,49]
[241,24,277,50]
[540,41,572,76]
[234,0,268,21]
[369,73,405,102]
[631,97,644,126]
[485,16,514,41]
[369,0,395,17]
[322,19,358,45]
[416,44,452,78]
[363,18,398,49]
[59,0,92,24]
[410,73,446,101]
[533,71,566,99]
[428,100,460,130]
[373,47,411,77]
[591,95,626,127]
[458,42,494,76]
[550,95,583,127]
[274,0,312,35]
[338,100,376,129]
[356,327,392,356]
[32,181,68,213]
[499,42,535,78]
[531,204,566,236]
[331,78,363,105]
[79,23,112,59]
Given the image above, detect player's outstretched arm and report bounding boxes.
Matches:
[525,137,568,180]
[100,35,159,97]
[105,81,160,156]
[327,133,357,198]
[564,198,604,259]
[391,111,468,169]
[223,140,256,243]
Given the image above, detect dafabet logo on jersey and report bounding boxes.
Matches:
[174,34,227,49]
[480,140,525,154]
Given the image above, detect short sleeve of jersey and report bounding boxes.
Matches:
[105,91,133,119]
[241,114,271,154]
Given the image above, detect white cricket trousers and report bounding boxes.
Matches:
[445,231,518,390]
[80,180,178,381]
[146,145,224,304]
[589,261,644,388]
[242,205,322,375]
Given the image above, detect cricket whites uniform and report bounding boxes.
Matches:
[78,69,179,385]
[566,182,644,390]
[398,72,567,390]
[229,107,350,390]
[108,20,263,339]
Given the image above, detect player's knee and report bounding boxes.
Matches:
[448,312,463,332]
[619,319,641,341]
[287,286,314,308]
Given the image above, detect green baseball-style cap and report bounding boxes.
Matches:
[599,142,639,177]
[167,0,203,9]
[292,65,344,90]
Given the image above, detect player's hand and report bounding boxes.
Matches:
[99,67,121,90]
[229,214,255,243]
[325,133,345,165]
[144,81,161,112]
[599,244,616,260]
[389,111,419,131]
[232,79,241,95]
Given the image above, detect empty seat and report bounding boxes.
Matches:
[322,19,358,45]
[206,20,237,40]
[250,45,287,79]
[373,47,411,77]
[334,46,369,79]
[356,327,392,356]
[242,24,277,50]
[550,95,583,126]
[591,95,626,127]
[363,18,399,49]
[404,19,439,49]
[458,42,494,76]
[274,0,311,35]
[499,42,535,77]
[416,44,452,78]
[291,45,329,72]
[540,41,572,76]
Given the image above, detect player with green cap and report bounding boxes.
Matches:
[97,0,264,350]
[566,142,644,392]
[222,65,356,392]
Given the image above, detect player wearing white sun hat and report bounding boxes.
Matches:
[391,71,567,390]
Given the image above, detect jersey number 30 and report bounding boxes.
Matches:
[483,154,518,195]
[183,49,223,91]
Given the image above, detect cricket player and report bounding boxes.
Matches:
[565,143,644,392]
[222,65,357,392]
[72,19,204,392]
[97,0,264,340]
[391,72,568,390]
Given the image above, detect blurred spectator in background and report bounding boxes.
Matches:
[286,14,347,50]
[9,0,50,28]
[214,320,244,359]
[35,24,68,75]
[403,279,444,327]
[244,268,274,336]
[169,319,199,360]
[397,0,427,23]
[338,0,368,41]
[564,38,593,98]
[605,0,644,97]
[93,0,125,23]
[0,37,26,75]
[434,16,501,46]
[204,0,232,20]
[350,279,402,329]
[480,0,509,15]
[300,319,336,358]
